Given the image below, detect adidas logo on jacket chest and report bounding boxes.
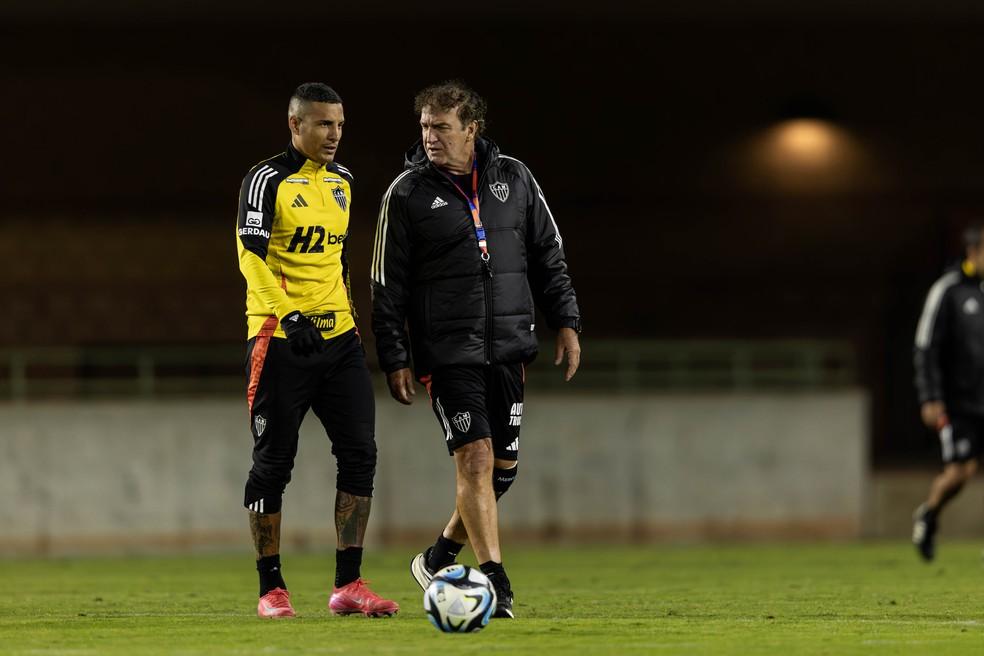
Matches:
[418,180,522,243]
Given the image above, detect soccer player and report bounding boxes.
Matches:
[370,81,582,618]
[912,222,984,561]
[236,82,397,618]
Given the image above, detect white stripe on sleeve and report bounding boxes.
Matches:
[499,154,562,247]
[252,169,278,210]
[915,271,960,349]
[372,169,414,285]
[248,165,275,209]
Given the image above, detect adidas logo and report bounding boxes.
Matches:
[291,194,309,208]
[431,196,448,210]
[508,403,523,427]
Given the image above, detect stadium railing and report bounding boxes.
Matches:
[0,339,856,399]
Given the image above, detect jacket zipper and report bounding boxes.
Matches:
[477,163,495,364]
[432,159,497,364]
[483,261,494,364]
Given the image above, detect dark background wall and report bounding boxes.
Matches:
[4,2,984,464]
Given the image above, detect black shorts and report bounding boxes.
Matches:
[245,328,376,496]
[939,413,984,464]
[423,364,525,460]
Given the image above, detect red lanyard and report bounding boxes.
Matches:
[441,155,489,263]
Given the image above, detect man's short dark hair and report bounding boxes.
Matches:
[414,81,487,135]
[963,222,984,250]
[289,83,342,117]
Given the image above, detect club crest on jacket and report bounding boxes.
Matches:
[489,182,509,203]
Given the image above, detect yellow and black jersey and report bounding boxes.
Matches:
[236,142,357,341]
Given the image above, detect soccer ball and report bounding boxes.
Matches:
[423,564,497,633]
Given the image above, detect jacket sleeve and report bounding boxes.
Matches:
[914,277,953,404]
[371,179,413,372]
[236,164,293,320]
[521,163,581,330]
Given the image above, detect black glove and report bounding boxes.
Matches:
[280,311,325,356]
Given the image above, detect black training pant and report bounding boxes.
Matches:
[244,328,376,511]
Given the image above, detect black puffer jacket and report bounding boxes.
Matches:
[371,137,580,376]
[914,262,984,415]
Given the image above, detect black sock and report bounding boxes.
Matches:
[480,560,510,595]
[257,555,286,596]
[428,535,464,571]
[335,547,363,588]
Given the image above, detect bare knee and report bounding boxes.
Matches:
[455,439,494,480]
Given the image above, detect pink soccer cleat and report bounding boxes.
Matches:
[329,578,399,617]
[257,587,295,618]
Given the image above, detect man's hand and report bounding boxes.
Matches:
[387,368,415,405]
[554,327,581,382]
[921,400,948,430]
[280,311,325,356]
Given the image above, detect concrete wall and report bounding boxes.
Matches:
[865,470,984,539]
[0,390,868,555]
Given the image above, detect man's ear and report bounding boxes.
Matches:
[288,115,300,135]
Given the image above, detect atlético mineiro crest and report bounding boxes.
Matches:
[332,186,348,211]
[452,411,472,433]
[489,181,509,203]
[254,415,267,437]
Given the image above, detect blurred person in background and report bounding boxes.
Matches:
[235,82,397,618]
[912,222,984,561]
[370,81,581,618]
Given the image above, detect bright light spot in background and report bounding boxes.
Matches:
[729,118,880,194]
[772,119,838,166]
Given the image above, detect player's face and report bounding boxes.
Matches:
[420,105,476,172]
[290,101,344,165]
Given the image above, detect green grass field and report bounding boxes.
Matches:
[3,543,984,655]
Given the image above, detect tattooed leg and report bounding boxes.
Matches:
[249,511,282,558]
[335,492,372,549]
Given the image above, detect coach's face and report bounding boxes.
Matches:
[420,105,476,173]
[289,101,344,165]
